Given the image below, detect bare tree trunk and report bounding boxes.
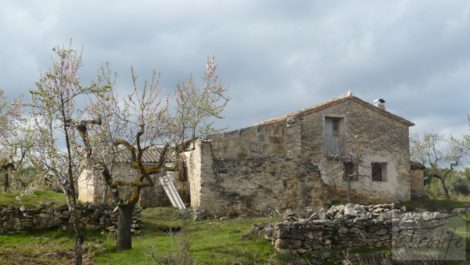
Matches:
[439,178,450,199]
[3,172,8,192]
[117,204,134,250]
[347,177,351,203]
[61,100,83,265]
[75,234,84,265]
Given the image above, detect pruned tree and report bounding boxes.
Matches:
[29,43,109,265]
[411,132,463,199]
[77,65,169,250]
[78,57,229,250]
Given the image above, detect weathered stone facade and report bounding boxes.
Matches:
[410,161,425,197]
[186,94,415,215]
[78,164,189,208]
[185,140,326,216]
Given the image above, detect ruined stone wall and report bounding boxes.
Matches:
[300,100,411,203]
[78,164,188,208]
[210,120,291,159]
[267,204,463,261]
[0,203,142,234]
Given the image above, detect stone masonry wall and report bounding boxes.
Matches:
[185,97,413,215]
[186,140,326,216]
[0,203,142,234]
[266,204,462,261]
[79,165,188,209]
[410,162,425,197]
[300,100,411,203]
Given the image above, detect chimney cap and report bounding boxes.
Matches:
[373,98,386,110]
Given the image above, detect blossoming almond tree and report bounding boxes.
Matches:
[77,57,229,250]
[0,90,34,192]
[29,44,109,265]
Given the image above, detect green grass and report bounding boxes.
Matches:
[0,206,283,264]
[95,208,281,265]
[2,198,469,264]
[0,190,66,208]
[0,229,75,264]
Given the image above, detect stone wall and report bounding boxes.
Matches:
[186,140,327,216]
[78,165,189,208]
[190,97,413,212]
[0,203,142,234]
[410,161,425,197]
[299,99,412,203]
[184,96,414,215]
[210,121,291,160]
[265,204,463,261]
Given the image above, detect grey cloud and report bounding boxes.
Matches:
[0,0,469,137]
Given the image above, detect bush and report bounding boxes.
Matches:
[426,178,446,198]
[450,177,470,195]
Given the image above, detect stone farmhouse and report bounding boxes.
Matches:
[78,93,424,216]
[183,92,424,216]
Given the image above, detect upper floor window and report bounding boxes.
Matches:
[325,117,344,156]
[371,162,387,181]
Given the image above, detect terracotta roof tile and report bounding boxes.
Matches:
[114,146,161,164]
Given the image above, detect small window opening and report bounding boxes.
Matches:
[371,162,387,181]
[325,117,344,156]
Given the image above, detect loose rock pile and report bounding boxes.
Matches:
[0,203,142,234]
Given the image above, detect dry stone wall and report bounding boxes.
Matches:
[265,204,464,261]
[0,203,142,234]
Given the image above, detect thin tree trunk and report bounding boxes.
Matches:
[3,172,8,192]
[75,234,84,265]
[60,97,83,265]
[439,178,450,199]
[117,204,134,250]
[347,177,351,203]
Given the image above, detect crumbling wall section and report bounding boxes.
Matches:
[268,204,462,260]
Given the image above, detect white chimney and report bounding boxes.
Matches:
[373,98,386,110]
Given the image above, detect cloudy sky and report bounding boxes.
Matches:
[1,0,470,137]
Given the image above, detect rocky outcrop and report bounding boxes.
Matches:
[0,203,142,234]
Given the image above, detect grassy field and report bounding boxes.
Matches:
[0,190,67,207]
[0,207,285,265]
[0,195,469,264]
[95,208,282,265]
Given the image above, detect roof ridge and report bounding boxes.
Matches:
[254,93,414,127]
